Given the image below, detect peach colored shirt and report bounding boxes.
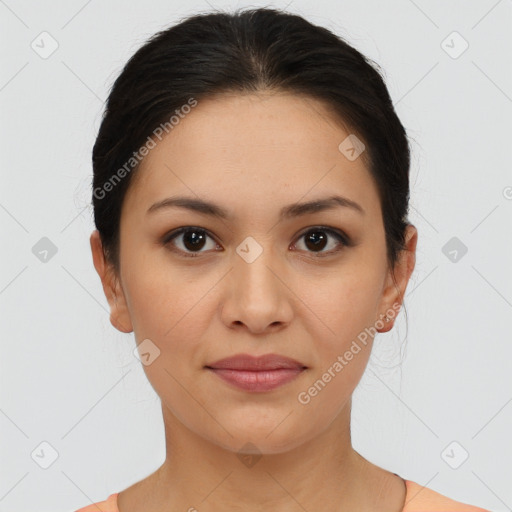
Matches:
[74,479,489,511]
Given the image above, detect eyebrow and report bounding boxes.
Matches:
[146,194,365,219]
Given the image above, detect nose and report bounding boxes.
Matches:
[220,243,294,335]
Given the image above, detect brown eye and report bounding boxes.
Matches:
[163,225,350,259]
[163,227,219,257]
[304,230,328,251]
[293,227,349,256]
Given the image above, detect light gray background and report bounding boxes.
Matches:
[1,1,511,511]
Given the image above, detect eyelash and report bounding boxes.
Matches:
[161,226,351,259]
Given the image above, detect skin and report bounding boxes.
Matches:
[90,91,417,512]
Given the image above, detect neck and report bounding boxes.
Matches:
[145,400,381,511]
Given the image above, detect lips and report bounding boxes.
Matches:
[206,353,307,371]
[205,353,307,392]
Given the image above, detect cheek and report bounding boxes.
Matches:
[122,252,210,341]
[125,270,211,415]
[295,264,383,403]
[123,267,224,407]
[294,275,378,421]
[305,263,384,350]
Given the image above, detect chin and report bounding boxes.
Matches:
[204,418,313,456]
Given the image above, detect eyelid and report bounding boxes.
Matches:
[162,225,351,257]
[291,226,351,258]
[294,225,351,246]
[162,226,221,256]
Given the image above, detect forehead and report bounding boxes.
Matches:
[123,92,380,221]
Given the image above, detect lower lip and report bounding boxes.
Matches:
[207,367,305,392]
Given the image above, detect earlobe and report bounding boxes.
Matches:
[109,295,134,334]
[376,224,418,333]
[90,230,133,334]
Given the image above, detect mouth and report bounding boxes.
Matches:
[205,353,308,392]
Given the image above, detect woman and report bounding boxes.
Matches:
[77,7,488,511]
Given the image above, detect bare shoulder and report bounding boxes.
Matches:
[403,480,489,512]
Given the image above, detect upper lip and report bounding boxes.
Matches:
[206,353,307,371]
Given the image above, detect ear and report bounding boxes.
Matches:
[90,230,133,333]
[376,224,418,333]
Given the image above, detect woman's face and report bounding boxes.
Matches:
[91,91,416,455]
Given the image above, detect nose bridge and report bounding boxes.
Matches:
[221,233,293,332]
[233,234,282,299]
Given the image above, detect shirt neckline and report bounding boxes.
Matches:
[112,476,411,511]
